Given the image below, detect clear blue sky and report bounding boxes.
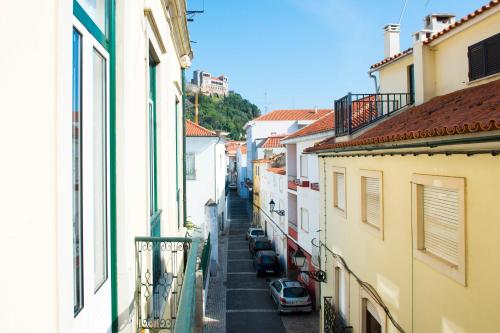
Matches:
[187,0,487,114]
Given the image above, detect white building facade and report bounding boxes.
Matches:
[186,120,227,235]
[0,0,195,332]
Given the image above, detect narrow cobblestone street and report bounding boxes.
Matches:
[205,192,319,333]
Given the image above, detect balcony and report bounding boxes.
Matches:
[334,93,414,137]
[288,175,298,191]
[323,297,353,333]
[135,236,209,332]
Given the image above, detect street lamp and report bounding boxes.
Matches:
[269,199,285,216]
[292,248,327,283]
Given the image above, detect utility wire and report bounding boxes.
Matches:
[398,0,409,25]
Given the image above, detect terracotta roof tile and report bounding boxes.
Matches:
[284,111,335,140]
[253,159,271,163]
[186,120,217,137]
[370,48,413,70]
[226,141,245,155]
[308,79,500,152]
[255,109,332,121]
[260,135,286,148]
[266,167,286,175]
[424,1,500,45]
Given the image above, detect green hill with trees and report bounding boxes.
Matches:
[186,92,260,140]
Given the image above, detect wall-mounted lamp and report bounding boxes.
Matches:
[269,199,285,216]
[292,248,327,283]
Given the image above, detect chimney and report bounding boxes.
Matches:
[384,24,400,58]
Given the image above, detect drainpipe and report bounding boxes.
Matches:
[368,69,380,94]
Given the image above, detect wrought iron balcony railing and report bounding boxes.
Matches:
[135,236,202,332]
[323,297,353,333]
[334,93,414,137]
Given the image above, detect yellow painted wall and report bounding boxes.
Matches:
[433,10,500,96]
[320,153,500,333]
[379,55,414,94]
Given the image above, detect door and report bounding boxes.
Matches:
[72,17,111,333]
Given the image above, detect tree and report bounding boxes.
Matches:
[186,92,260,140]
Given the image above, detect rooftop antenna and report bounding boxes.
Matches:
[187,0,205,22]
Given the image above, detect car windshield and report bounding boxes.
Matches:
[283,287,307,298]
[252,230,265,236]
[256,242,271,250]
[261,255,276,264]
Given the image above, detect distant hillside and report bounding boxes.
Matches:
[186,92,260,140]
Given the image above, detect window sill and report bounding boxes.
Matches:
[414,249,465,286]
[467,71,500,86]
[333,207,347,220]
[360,220,383,240]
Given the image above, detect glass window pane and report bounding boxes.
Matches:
[72,28,84,315]
[77,0,106,33]
[93,49,108,290]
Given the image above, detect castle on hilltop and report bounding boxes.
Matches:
[189,70,229,97]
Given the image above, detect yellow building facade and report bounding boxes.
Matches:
[313,2,500,332]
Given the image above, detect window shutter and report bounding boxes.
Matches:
[468,44,485,81]
[335,173,346,210]
[486,34,500,76]
[422,185,459,265]
[364,177,380,227]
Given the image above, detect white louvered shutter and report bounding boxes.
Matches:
[335,173,346,210]
[364,177,380,227]
[422,186,459,265]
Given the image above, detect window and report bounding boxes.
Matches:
[186,153,196,180]
[72,28,84,315]
[300,208,309,232]
[407,64,415,104]
[93,48,108,291]
[333,258,349,320]
[360,170,383,239]
[76,0,107,33]
[360,287,386,333]
[333,167,346,217]
[300,155,308,178]
[468,33,500,81]
[412,174,466,285]
[148,60,158,218]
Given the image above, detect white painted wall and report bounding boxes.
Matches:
[0,0,191,331]
[186,137,226,236]
[245,120,315,182]
[259,168,288,271]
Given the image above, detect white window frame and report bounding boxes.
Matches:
[300,155,308,178]
[360,286,387,333]
[333,256,350,321]
[186,153,196,180]
[411,174,466,285]
[332,166,347,218]
[300,207,309,232]
[360,170,383,240]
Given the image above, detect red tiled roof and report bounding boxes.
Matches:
[255,109,332,121]
[284,111,335,140]
[267,167,286,175]
[260,135,286,148]
[425,1,500,45]
[370,48,413,69]
[307,79,500,152]
[226,141,245,155]
[186,120,217,137]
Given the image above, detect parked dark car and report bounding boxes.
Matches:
[269,279,312,313]
[253,250,281,276]
[249,236,273,256]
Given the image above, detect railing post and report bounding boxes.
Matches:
[347,93,352,135]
